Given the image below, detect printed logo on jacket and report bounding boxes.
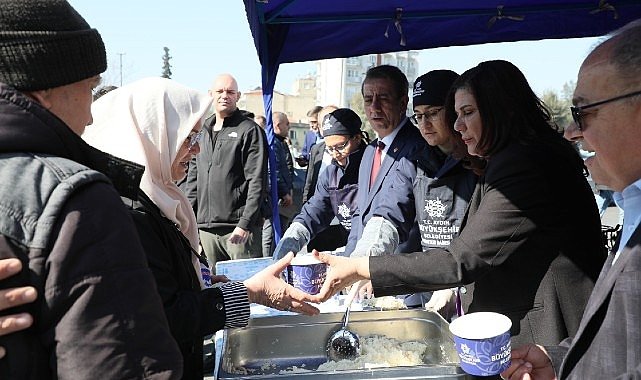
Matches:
[419,197,459,247]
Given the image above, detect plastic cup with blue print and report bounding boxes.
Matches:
[286,249,327,295]
[449,312,512,377]
[200,261,213,288]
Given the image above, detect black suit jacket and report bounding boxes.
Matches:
[302,141,325,203]
[370,141,606,347]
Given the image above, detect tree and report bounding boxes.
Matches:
[541,82,574,131]
[161,47,172,79]
[349,92,375,141]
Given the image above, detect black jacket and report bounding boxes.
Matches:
[0,83,182,379]
[273,135,294,198]
[185,109,268,230]
[371,141,606,347]
[125,192,228,380]
[302,141,325,203]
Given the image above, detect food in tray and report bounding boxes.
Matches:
[361,296,408,310]
[316,334,431,371]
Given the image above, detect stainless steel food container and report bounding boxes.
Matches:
[216,309,473,379]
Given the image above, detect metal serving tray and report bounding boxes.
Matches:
[217,309,472,379]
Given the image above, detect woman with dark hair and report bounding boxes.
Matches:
[308,60,606,348]
[272,108,369,259]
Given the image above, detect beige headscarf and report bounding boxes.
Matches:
[83,77,213,285]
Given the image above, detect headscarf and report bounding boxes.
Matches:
[83,77,213,284]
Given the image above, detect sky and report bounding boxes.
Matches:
[69,1,601,97]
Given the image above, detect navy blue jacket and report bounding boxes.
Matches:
[273,135,294,198]
[293,143,365,241]
[300,130,318,161]
[345,118,426,254]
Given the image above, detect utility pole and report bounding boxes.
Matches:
[118,53,125,86]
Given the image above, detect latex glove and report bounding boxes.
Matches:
[272,222,310,261]
[425,288,456,312]
[351,216,399,258]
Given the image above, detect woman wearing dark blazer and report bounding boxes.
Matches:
[309,60,607,348]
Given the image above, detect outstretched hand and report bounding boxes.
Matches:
[500,344,556,380]
[306,250,370,304]
[243,253,320,316]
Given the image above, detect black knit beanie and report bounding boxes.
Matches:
[412,70,459,107]
[0,0,107,91]
[322,108,362,137]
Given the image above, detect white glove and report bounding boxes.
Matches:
[425,288,456,313]
[351,216,399,258]
[272,222,310,261]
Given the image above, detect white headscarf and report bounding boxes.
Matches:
[83,77,213,285]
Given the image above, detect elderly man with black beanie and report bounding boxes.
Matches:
[272,108,369,260]
[0,1,182,378]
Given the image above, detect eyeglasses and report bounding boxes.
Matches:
[410,107,444,126]
[571,89,641,131]
[186,130,204,150]
[325,138,351,154]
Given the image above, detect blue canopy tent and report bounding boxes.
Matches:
[243,0,641,242]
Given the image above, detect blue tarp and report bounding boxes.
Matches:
[243,0,641,241]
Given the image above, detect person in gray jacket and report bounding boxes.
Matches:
[0,0,183,377]
[184,74,268,269]
[502,18,641,380]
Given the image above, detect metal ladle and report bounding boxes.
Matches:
[327,280,365,361]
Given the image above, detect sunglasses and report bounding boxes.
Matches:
[571,89,641,131]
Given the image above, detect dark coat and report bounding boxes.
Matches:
[370,141,606,347]
[184,109,268,230]
[125,192,228,380]
[302,141,325,203]
[0,83,182,379]
[550,228,641,379]
[273,135,293,198]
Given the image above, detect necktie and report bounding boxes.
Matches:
[370,141,385,189]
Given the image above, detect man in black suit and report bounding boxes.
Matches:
[502,19,641,380]
[346,65,425,255]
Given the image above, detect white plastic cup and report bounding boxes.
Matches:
[449,312,512,376]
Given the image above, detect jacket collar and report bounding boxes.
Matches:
[204,108,246,129]
[0,83,143,199]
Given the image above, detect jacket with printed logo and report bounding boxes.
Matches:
[185,109,268,230]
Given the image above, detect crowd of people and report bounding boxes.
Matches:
[0,1,640,379]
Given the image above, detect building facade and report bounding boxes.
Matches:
[315,51,420,109]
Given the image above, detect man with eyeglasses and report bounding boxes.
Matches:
[296,105,323,167]
[502,18,641,380]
